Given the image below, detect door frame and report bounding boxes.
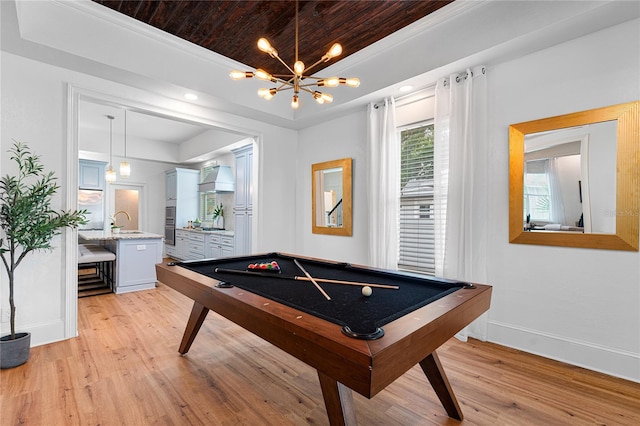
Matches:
[109,182,148,231]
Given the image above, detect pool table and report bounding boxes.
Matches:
[156,252,492,425]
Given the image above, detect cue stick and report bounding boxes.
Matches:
[294,258,331,300]
[293,276,399,289]
[213,268,399,289]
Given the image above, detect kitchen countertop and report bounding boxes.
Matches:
[79,230,164,241]
[178,228,234,237]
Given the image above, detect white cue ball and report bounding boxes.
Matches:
[361,286,373,297]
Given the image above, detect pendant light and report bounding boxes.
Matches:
[119,109,130,179]
[105,115,116,183]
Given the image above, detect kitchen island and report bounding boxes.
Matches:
[79,231,164,294]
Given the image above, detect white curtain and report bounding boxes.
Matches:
[547,158,566,224]
[367,98,400,269]
[434,66,489,341]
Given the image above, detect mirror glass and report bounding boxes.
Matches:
[312,158,352,236]
[509,101,639,251]
[523,120,617,234]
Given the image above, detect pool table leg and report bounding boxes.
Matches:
[178,301,210,354]
[419,351,463,420]
[317,371,358,426]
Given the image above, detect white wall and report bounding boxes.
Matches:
[296,19,640,382]
[1,51,298,346]
[487,19,639,382]
[296,110,369,264]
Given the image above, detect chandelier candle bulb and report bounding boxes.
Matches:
[258,88,276,100]
[324,77,340,87]
[230,70,253,80]
[257,38,277,57]
[255,69,273,81]
[344,78,361,87]
[323,43,343,61]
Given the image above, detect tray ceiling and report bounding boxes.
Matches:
[92,0,453,74]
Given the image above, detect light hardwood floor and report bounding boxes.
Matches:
[2,282,639,425]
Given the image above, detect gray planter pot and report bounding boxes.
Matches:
[0,332,31,369]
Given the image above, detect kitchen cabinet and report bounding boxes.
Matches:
[207,234,234,259]
[175,230,190,260]
[112,238,163,294]
[232,145,252,255]
[165,244,177,259]
[79,159,106,189]
[166,171,177,204]
[187,232,205,260]
[167,230,234,261]
[165,168,199,227]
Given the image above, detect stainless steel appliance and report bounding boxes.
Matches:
[165,206,176,245]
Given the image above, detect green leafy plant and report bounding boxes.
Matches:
[213,203,223,218]
[0,141,87,340]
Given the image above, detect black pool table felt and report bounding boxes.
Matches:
[177,253,466,336]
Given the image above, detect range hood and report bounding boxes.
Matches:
[198,165,235,193]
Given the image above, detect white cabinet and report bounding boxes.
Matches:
[175,230,190,260]
[187,232,205,260]
[79,159,106,189]
[169,230,234,261]
[207,234,234,259]
[165,168,199,228]
[165,171,177,205]
[232,145,252,255]
[105,238,163,294]
[164,244,177,259]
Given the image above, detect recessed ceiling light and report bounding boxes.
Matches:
[184,93,198,101]
[399,85,413,93]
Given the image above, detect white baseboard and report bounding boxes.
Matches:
[0,319,73,347]
[488,320,640,383]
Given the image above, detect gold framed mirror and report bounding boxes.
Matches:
[509,101,639,250]
[312,158,352,236]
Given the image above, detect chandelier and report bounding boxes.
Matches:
[229,0,359,109]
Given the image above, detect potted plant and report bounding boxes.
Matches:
[0,141,86,368]
[110,223,121,234]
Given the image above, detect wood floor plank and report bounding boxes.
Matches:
[1,282,639,425]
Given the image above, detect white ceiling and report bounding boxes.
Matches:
[3,0,639,162]
[79,101,210,145]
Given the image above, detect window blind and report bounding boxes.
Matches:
[399,124,435,275]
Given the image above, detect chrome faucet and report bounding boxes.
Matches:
[112,210,131,227]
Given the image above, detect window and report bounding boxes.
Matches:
[199,165,217,221]
[398,123,435,274]
[524,159,551,222]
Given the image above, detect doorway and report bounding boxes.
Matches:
[110,183,146,231]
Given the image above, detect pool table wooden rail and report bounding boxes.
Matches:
[156,254,492,424]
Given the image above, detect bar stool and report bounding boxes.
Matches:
[78,244,116,291]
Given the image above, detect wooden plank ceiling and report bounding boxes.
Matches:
[92,1,453,75]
